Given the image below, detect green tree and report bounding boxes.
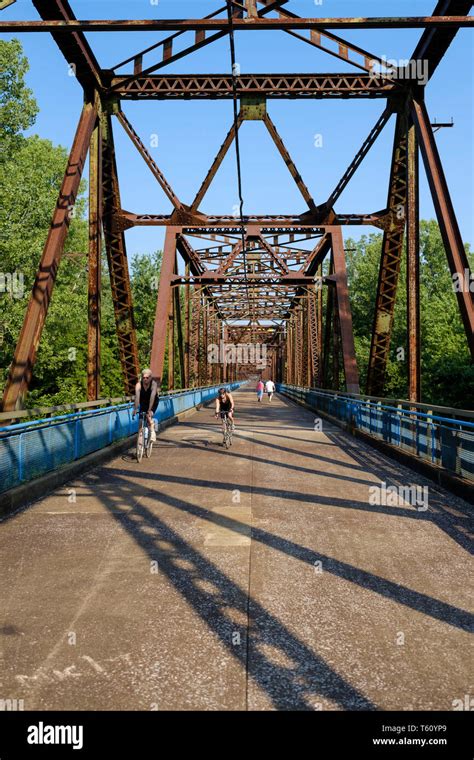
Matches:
[0,39,38,157]
[346,221,473,408]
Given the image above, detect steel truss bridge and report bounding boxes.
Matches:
[1,0,473,411]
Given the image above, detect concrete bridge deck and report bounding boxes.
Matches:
[0,387,472,711]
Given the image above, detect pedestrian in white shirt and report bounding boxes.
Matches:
[265,379,275,402]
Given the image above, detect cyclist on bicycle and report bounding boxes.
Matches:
[133,368,159,442]
[215,387,235,433]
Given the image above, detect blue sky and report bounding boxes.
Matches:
[2,0,473,259]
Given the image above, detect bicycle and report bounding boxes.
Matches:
[136,411,154,462]
[219,411,234,449]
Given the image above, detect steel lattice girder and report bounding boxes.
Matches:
[366,111,408,396]
[101,112,140,392]
[118,213,391,229]
[109,74,399,100]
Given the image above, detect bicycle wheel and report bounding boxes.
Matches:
[136,427,144,463]
[145,432,153,458]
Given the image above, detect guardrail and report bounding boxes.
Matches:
[277,384,474,484]
[0,382,244,494]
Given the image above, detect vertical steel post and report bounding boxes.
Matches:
[101,110,140,394]
[150,226,179,388]
[174,278,185,389]
[87,116,102,400]
[367,111,408,395]
[407,116,421,402]
[185,262,190,387]
[330,227,360,393]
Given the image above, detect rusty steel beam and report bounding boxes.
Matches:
[257,235,290,274]
[167,282,175,390]
[411,99,474,357]
[110,2,240,72]
[216,240,244,275]
[2,102,97,412]
[171,275,329,286]
[276,5,397,77]
[87,117,102,401]
[367,111,408,396]
[301,235,332,277]
[151,227,179,388]
[6,17,474,32]
[322,258,334,388]
[263,112,316,212]
[116,111,185,211]
[120,212,389,229]
[174,255,186,389]
[101,112,140,393]
[407,118,421,402]
[411,1,473,81]
[108,0,287,93]
[32,1,103,94]
[191,114,244,212]
[330,227,360,393]
[325,106,392,211]
[110,73,397,100]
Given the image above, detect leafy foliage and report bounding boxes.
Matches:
[346,222,473,409]
[0,39,38,157]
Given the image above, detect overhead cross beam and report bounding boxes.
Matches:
[110,73,398,100]
[4,17,473,32]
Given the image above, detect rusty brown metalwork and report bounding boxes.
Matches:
[87,117,102,401]
[110,73,397,100]
[407,118,421,402]
[116,110,186,211]
[2,102,97,412]
[5,17,473,32]
[101,112,140,394]
[150,227,179,388]
[2,0,471,410]
[366,111,408,396]
[330,227,360,393]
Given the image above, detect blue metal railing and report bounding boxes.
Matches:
[0,382,243,494]
[277,384,474,483]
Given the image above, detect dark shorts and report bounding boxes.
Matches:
[139,397,159,415]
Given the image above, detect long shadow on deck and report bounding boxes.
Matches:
[100,467,473,635]
[84,468,376,711]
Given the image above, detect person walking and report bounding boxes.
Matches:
[256,379,264,402]
[265,379,275,402]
